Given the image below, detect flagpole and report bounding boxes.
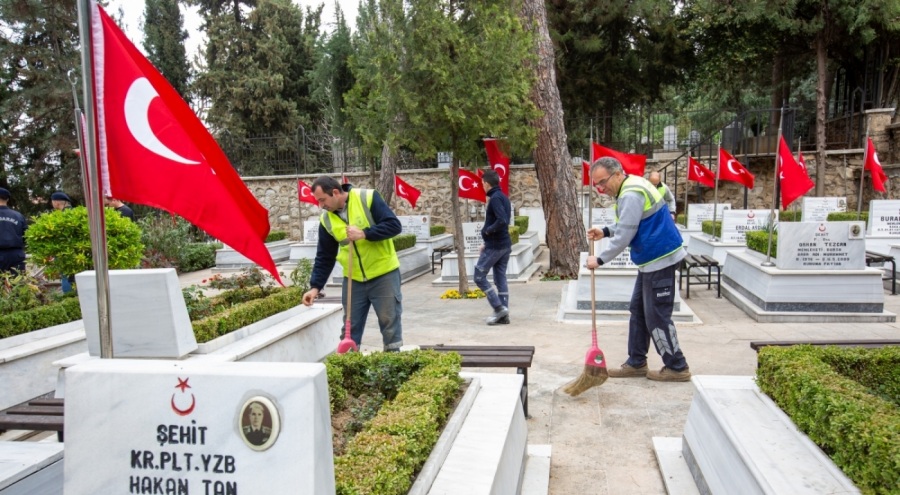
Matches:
[711,137,721,241]
[857,121,870,220]
[77,0,114,359]
[683,152,690,226]
[763,105,786,267]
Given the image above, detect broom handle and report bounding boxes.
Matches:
[346,240,353,325]
[589,238,597,346]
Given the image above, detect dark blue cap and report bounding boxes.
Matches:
[0,188,9,200]
[50,191,72,202]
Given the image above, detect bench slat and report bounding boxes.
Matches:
[420,345,535,352]
[28,398,64,407]
[4,406,63,416]
[0,414,64,431]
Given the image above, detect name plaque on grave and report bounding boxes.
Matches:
[587,208,633,267]
[687,203,731,230]
[303,220,319,243]
[64,360,334,494]
[399,215,431,240]
[462,222,485,252]
[776,222,865,270]
[721,209,774,243]
[801,197,847,222]
[867,200,900,236]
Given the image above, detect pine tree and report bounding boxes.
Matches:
[143,0,192,102]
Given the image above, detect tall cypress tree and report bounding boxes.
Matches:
[143,0,192,102]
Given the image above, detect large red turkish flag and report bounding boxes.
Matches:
[717,148,755,189]
[394,175,421,208]
[297,180,318,206]
[687,156,715,188]
[582,160,591,186]
[89,2,281,283]
[457,168,486,203]
[777,136,814,209]
[483,138,510,195]
[592,143,646,176]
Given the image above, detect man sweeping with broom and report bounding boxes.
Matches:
[578,157,691,389]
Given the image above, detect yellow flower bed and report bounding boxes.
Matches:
[440,288,486,299]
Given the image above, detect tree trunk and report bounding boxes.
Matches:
[377,142,395,203]
[815,32,827,197]
[521,0,587,278]
[450,157,469,293]
[770,50,784,128]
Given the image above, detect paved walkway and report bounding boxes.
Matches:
[179,251,900,495]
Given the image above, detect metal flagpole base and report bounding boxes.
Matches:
[760,261,775,267]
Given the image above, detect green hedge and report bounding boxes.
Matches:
[429,225,446,236]
[509,226,520,245]
[392,233,417,252]
[329,350,463,495]
[0,297,82,339]
[514,216,529,234]
[757,345,900,494]
[191,287,302,343]
[778,210,802,222]
[676,213,686,226]
[828,211,869,224]
[701,220,721,238]
[177,243,217,273]
[745,230,776,256]
[265,230,289,242]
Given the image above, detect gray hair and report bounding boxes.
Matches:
[590,157,623,176]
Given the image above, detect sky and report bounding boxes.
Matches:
[104,0,359,59]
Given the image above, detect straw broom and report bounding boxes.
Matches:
[562,237,608,396]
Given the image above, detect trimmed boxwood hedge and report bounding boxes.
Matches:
[429,225,446,236]
[265,230,289,242]
[828,211,868,224]
[191,287,302,343]
[327,350,463,495]
[0,297,82,338]
[756,345,900,494]
[745,230,775,256]
[701,220,721,238]
[513,216,529,234]
[391,233,417,252]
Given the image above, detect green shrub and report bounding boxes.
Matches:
[757,345,900,494]
[745,230,776,256]
[0,297,82,338]
[779,210,802,222]
[25,206,144,279]
[701,220,721,237]
[429,225,446,236]
[178,243,217,273]
[676,213,686,226]
[265,230,288,242]
[514,216,529,234]
[509,226,520,244]
[328,350,462,495]
[289,258,314,293]
[191,287,302,343]
[139,215,195,269]
[828,211,868,224]
[392,233,417,252]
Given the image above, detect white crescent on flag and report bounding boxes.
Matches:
[693,165,704,177]
[727,159,743,175]
[398,184,406,195]
[493,163,507,176]
[459,176,478,191]
[300,186,311,197]
[124,77,199,165]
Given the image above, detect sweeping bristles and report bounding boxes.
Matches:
[562,345,608,396]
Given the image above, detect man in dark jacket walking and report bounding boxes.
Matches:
[0,188,27,274]
[475,169,512,325]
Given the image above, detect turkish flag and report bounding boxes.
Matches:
[483,138,510,195]
[865,137,888,193]
[297,179,318,206]
[592,143,646,176]
[717,148,754,189]
[798,151,807,171]
[457,168,486,203]
[777,136,814,209]
[88,2,282,284]
[582,160,591,186]
[688,156,715,188]
[394,175,421,208]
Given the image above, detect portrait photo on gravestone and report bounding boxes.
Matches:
[239,397,279,450]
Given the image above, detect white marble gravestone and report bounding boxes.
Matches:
[302,220,319,243]
[586,208,634,267]
[64,359,334,494]
[582,207,617,231]
[720,209,774,243]
[398,215,431,241]
[461,222,485,253]
[75,269,197,359]
[801,197,847,222]
[776,222,866,270]
[686,203,731,231]
[867,200,900,236]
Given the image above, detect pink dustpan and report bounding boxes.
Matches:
[336,240,358,354]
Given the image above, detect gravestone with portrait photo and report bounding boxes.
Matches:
[720,209,774,244]
[775,221,866,270]
[686,203,731,231]
[64,359,334,494]
[801,197,847,222]
[398,215,431,241]
[287,220,323,267]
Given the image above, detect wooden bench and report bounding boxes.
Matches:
[679,253,721,298]
[0,396,64,441]
[431,246,454,274]
[865,251,897,295]
[419,345,535,418]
